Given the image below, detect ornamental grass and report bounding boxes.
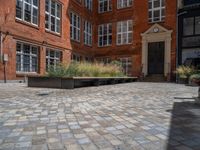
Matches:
[46,61,125,78]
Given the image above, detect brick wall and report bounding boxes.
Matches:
[0,0,177,80]
[0,0,72,80]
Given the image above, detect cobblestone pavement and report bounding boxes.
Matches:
[0,83,199,150]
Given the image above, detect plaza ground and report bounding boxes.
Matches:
[0,83,199,150]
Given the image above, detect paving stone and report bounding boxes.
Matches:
[0,83,198,150]
[31,144,48,150]
[78,138,91,145]
[48,142,64,150]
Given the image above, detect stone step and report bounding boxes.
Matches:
[143,74,166,82]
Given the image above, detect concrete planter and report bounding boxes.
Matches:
[177,77,189,84]
[28,77,138,89]
[28,77,62,88]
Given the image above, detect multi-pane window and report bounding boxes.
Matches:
[183,16,200,36]
[46,49,61,70]
[85,0,92,10]
[70,12,81,42]
[72,54,82,62]
[99,0,112,13]
[148,0,165,23]
[117,0,133,9]
[97,57,111,64]
[16,42,38,72]
[45,0,61,34]
[117,20,133,45]
[16,0,39,25]
[98,24,112,47]
[119,57,132,76]
[84,21,92,46]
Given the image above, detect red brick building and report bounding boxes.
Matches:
[0,0,177,82]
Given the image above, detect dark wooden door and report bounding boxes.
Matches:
[148,42,165,74]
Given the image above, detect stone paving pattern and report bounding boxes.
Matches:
[0,83,199,150]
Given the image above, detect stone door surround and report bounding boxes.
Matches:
[141,24,172,77]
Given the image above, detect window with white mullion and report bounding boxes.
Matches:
[46,49,61,70]
[99,0,112,13]
[70,12,80,42]
[84,21,92,46]
[117,0,133,9]
[148,0,165,23]
[45,0,61,34]
[98,24,112,47]
[85,0,93,11]
[16,0,38,25]
[120,57,132,76]
[117,20,133,45]
[16,42,38,73]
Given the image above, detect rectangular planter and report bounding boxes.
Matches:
[28,77,138,89]
[28,77,62,88]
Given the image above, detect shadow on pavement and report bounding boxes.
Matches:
[167,101,200,150]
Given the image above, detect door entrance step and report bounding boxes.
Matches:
[143,74,166,82]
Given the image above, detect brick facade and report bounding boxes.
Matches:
[0,0,177,81]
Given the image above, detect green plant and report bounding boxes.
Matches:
[46,63,68,77]
[190,74,200,81]
[176,66,195,79]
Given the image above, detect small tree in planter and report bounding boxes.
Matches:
[190,74,200,104]
[189,74,200,86]
[176,66,195,84]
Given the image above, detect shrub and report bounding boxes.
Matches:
[176,66,195,79]
[46,64,67,77]
[46,61,125,78]
[190,74,200,81]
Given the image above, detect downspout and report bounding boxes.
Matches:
[0,31,3,62]
[176,2,179,83]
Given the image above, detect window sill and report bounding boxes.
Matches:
[98,45,112,48]
[98,11,112,14]
[117,6,133,10]
[148,20,165,24]
[45,30,61,37]
[16,72,39,77]
[116,43,133,46]
[15,19,39,30]
[71,39,81,43]
[84,44,93,48]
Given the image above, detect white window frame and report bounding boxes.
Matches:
[117,20,133,45]
[117,0,133,9]
[16,0,39,26]
[45,0,61,34]
[72,53,81,62]
[84,20,92,46]
[70,12,81,42]
[98,0,112,13]
[98,23,112,47]
[85,0,93,11]
[148,0,165,23]
[16,42,38,73]
[120,57,132,76]
[46,49,61,70]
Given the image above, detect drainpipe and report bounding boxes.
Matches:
[0,31,3,62]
